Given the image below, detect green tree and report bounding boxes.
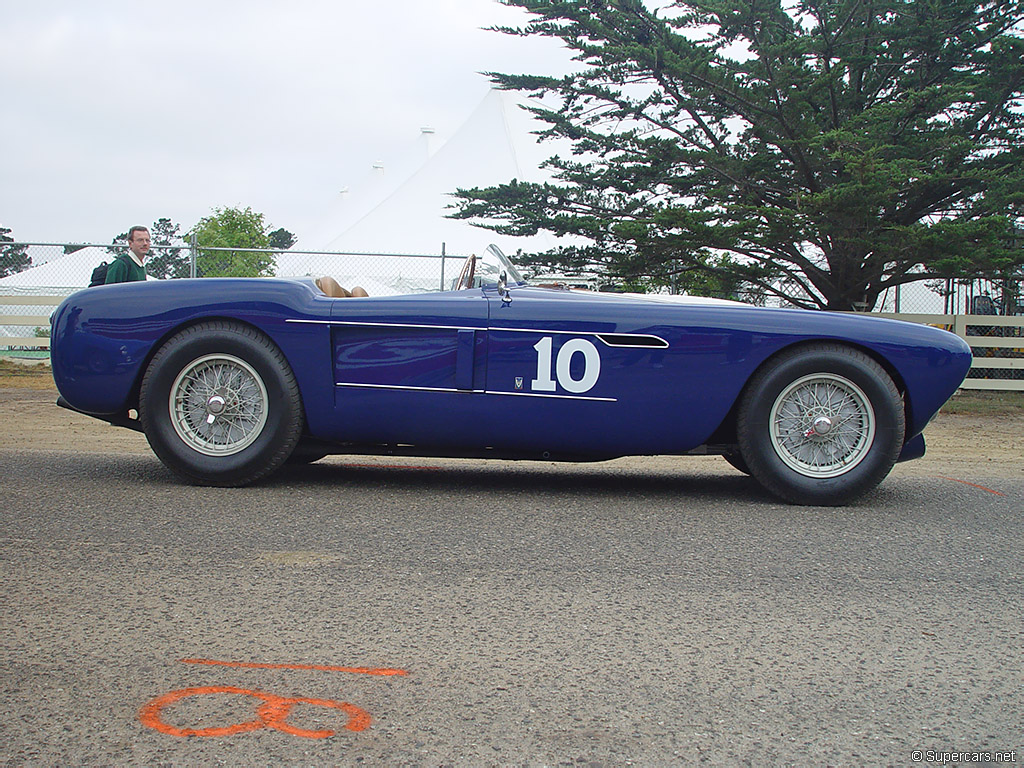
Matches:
[106,218,190,279]
[451,0,1024,309]
[268,227,296,251]
[0,226,31,278]
[189,206,275,277]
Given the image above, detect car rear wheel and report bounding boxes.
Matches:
[736,344,904,506]
[139,321,303,486]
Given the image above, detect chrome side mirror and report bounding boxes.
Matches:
[498,270,512,304]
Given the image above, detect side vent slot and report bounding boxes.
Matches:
[596,334,669,349]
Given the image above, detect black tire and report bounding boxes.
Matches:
[139,321,304,486]
[737,344,904,506]
[722,451,751,476]
[286,445,329,465]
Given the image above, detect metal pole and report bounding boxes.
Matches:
[440,242,446,291]
[190,233,197,278]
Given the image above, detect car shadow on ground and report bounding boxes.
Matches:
[11,448,955,510]
[273,457,767,501]
[15,448,774,504]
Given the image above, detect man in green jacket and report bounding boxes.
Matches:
[105,225,149,283]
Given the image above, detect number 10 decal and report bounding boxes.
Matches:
[532,337,601,394]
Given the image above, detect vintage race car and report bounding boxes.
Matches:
[49,247,972,505]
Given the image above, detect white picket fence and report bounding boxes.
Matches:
[0,294,64,348]
[2,295,1021,391]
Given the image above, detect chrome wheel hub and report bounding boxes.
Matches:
[806,415,834,437]
[205,394,227,422]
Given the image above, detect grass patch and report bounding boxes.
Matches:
[0,359,55,390]
[940,389,1024,416]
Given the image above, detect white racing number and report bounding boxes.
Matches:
[531,336,601,394]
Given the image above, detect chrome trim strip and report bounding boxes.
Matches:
[288,319,471,331]
[335,381,616,402]
[336,382,478,394]
[288,318,669,347]
[485,390,617,402]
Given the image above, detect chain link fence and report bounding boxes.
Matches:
[3,241,1021,311]
[0,241,468,293]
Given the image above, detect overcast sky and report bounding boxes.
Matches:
[0,1,571,244]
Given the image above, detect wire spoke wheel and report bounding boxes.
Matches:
[769,373,874,478]
[140,322,304,486]
[170,354,269,456]
[736,344,904,505]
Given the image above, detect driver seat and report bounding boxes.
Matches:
[316,276,368,298]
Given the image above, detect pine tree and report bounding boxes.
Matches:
[451,0,1024,309]
[0,226,31,278]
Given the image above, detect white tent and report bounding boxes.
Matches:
[0,246,162,294]
[0,246,109,293]
[289,88,566,259]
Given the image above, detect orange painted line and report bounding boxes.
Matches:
[935,476,1006,496]
[180,658,408,676]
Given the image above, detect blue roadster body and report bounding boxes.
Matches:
[50,247,972,504]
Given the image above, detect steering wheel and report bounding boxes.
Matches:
[454,254,476,290]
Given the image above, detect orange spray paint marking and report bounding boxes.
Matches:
[139,685,369,738]
[140,659,409,739]
[935,476,1006,496]
[180,658,408,676]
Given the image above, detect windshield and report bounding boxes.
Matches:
[474,245,525,287]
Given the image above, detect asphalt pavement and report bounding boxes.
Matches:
[1,448,1021,766]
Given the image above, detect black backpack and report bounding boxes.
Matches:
[88,260,110,287]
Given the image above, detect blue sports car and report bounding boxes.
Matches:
[49,247,972,505]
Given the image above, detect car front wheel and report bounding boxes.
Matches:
[736,344,905,506]
[139,321,303,486]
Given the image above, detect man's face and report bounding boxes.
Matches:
[129,230,151,260]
